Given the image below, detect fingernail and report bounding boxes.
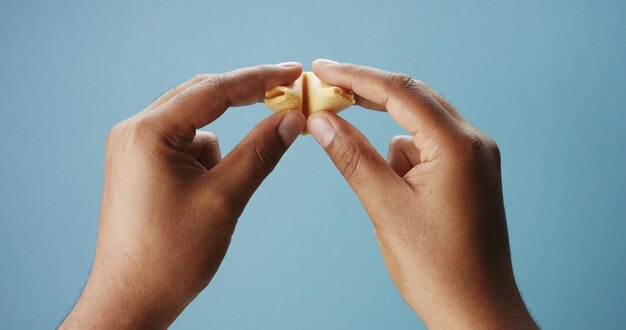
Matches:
[278,112,305,146]
[275,61,301,67]
[314,59,338,65]
[308,116,336,148]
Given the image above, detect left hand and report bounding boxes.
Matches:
[61,63,305,329]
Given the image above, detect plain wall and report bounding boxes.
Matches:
[1,1,625,328]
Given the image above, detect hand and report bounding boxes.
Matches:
[61,63,306,329]
[306,60,537,329]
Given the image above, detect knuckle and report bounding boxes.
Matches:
[206,140,220,152]
[455,131,500,163]
[388,136,405,155]
[204,132,219,147]
[202,73,232,100]
[388,72,416,91]
[470,135,486,161]
[124,117,158,146]
[248,67,267,91]
[249,140,277,179]
[484,136,501,161]
[337,144,366,180]
[106,117,160,154]
[200,73,225,90]
[107,121,128,141]
[231,66,265,99]
[350,64,370,77]
[106,121,129,150]
[155,86,178,103]
[389,135,404,147]
[412,79,427,89]
[126,118,151,136]
[192,73,210,82]
[389,135,410,148]
[214,72,231,92]
[459,133,484,161]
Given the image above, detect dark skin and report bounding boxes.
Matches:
[61,60,537,329]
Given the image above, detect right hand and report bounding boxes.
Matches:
[307,60,537,329]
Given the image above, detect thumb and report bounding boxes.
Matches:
[213,110,305,204]
[307,111,407,212]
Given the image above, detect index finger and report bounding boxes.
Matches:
[311,60,459,146]
[148,63,303,147]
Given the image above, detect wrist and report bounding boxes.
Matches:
[61,270,189,329]
[414,282,536,329]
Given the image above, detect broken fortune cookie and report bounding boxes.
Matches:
[264,72,355,124]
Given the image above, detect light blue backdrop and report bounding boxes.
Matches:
[1,1,624,329]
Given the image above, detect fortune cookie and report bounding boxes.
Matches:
[264,72,355,126]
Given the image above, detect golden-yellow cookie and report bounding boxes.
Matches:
[264,72,355,124]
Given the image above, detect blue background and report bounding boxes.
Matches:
[1,1,625,329]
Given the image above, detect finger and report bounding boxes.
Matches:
[421,84,465,122]
[387,135,421,177]
[211,110,305,204]
[186,131,222,169]
[306,111,410,212]
[312,60,461,151]
[356,83,465,124]
[354,95,385,111]
[147,63,303,149]
[143,75,208,113]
